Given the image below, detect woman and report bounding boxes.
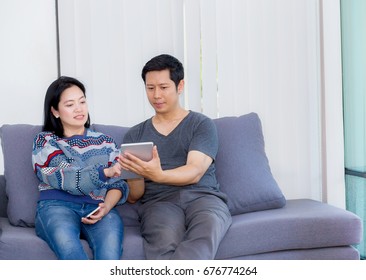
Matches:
[32,76,127,260]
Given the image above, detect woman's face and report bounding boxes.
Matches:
[51,85,88,136]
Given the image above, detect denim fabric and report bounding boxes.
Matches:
[35,200,123,260]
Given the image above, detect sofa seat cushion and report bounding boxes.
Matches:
[0,217,144,260]
[227,246,360,260]
[0,217,57,260]
[215,199,363,259]
[115,201,140,227]
[1,200,362,260]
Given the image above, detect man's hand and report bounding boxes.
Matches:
[118,145,162,181]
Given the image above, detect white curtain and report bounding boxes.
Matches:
[185,0,324,202]
[58,0,185,126]
[0,0,58,174]
[0,0,344,207]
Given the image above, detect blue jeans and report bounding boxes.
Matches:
[35,200,124,260]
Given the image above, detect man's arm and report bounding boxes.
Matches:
[156,150,212,185]
[119,146,213,186]
[127,178,145,203]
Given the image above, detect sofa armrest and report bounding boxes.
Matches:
[0,175,8,218]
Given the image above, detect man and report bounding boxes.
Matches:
[119,54,232,260]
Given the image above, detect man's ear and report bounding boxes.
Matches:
[177,80,185,94]
[51,107,59,118]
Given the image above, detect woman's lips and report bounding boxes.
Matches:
[74,114,85,120]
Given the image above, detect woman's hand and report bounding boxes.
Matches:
[103,163,122,178]
[81,202,109,224]
[81,189,122,224]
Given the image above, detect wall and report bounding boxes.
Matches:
[0,0,345,208]
[0,0,58,174]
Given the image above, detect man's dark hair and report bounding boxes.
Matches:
[141,54,184,88]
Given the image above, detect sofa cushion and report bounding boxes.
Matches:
[215,199,362,259]
[91,124,129,147]
[214,113,286,215]
[0,217,145,259]
[0,124,42,226]
[0,175,7,218]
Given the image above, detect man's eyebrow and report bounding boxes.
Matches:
[146,81,171,87]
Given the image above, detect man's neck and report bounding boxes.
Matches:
[152,109,189,136]
[154,108,188,124]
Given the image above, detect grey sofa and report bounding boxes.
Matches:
[0,113,362,260]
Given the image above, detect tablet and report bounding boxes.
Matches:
[120,142,153,179]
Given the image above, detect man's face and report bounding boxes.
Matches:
[145,69,184,114]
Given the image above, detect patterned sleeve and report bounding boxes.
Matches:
[31,132,125,196]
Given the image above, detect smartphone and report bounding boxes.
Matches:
[85,206,101,218]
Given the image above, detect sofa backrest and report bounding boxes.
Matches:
[0,124,42,226]
[0,175,7,218]
[0,113,286,227]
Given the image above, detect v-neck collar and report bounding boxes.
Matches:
[149,111,190,137]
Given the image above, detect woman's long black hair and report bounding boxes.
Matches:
[43,76,90,137]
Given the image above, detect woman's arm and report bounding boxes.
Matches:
[32,132,123,195]
[81,188,123,224]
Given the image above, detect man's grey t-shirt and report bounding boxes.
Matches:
[123,111,226,204]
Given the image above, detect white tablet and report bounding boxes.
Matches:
[120,142,153,179]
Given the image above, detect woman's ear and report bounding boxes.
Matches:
[51,107,59,118]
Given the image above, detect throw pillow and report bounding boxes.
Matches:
[214,113,286,215]
[0,124,42,226]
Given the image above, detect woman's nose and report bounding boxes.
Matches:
[74,103,82,112]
